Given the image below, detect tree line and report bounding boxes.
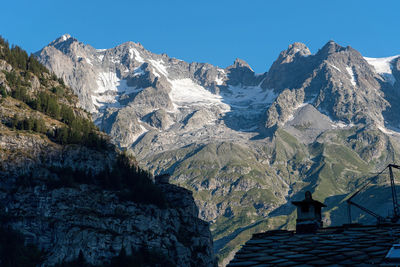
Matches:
[18,153,167,208]
[0,36,48,77]
[0,36,107,149]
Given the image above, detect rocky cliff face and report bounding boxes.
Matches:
[36,35,400,264]
[2,181,213,266]
[0,40,215,266]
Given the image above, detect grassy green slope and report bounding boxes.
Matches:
[142,124,400,265]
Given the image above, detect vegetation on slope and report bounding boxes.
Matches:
[0,36,166,208]
[0,36,107,148]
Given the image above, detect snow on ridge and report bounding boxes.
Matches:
[346,66,357,86]
[61,34,71,41]
[215,76,224,85]
[149,59,168,77]
[131,48,144,63]
[377,123,400,135]
[85,58,93,66]
[364,55,399,85]
[216,69,226,85]
[330,64,341,72]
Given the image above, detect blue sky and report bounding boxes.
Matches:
[1,0,399,72]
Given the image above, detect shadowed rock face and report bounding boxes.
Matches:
[37,36,400,264]
[3,180,215,266]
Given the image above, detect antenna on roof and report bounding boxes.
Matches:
[347,164,400,224]
[389,164,400,221]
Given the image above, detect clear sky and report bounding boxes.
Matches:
[1,0,399,73]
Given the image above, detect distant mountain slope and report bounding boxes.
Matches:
[0,36,215,266]
[37,35,400,265]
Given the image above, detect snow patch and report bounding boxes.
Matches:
[377,123,400,135]
[110,57,120,64]
[149,59,168,77]
[85,58,93,66]
[133,66,145,77]
[131,48,144,63]
[61,34,71,41]
[364,55,399,85]
[169,78,229,111]
[316,107,355,129]
[330,64,341,72]
[215,76,224,85]
[331,121,354,129]
[93,71,142,111]
[346,66,357,86]
[215,69,226,85]
[97,54,104,61]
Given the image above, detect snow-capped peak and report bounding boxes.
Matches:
[61,34,72,41]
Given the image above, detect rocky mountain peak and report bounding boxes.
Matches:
[317,40,346,56]
[287,42,311,57]
[45,33,92,56]
[229,58,253,70]
[225,58,261,87]
[49,33,77,46]
[275,42,311,65]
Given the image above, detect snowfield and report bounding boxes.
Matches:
[169,78,230,111]
[364,55,399,85]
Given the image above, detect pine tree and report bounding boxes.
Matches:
[0,84,7,98]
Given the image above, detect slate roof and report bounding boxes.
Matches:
[228,224,400,266]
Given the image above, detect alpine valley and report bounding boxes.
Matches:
[36,35,400,265]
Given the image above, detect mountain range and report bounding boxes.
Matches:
[36,34,400,265]
[0,37,215,266]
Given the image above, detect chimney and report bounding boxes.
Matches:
[292,191,326,234]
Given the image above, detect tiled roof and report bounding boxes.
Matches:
[228,224,400,266]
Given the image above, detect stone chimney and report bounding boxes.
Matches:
[292,191,326,234]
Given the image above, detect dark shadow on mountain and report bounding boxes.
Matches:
[156,143,206,176]
[249,125,276,140]
[98,110,118,133]
[129,131,150,148]
[269,153,326,217]
[381,78,400,130]
[213,219,265,254]
[329,184,400,226]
